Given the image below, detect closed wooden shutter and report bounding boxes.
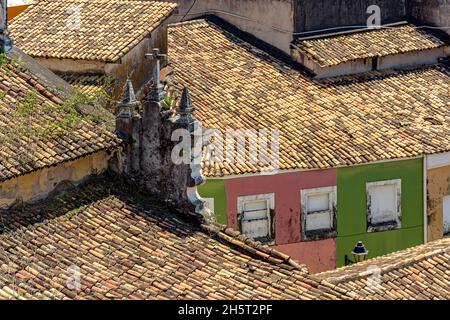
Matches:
[241,200,270,239]
[306,193,333,231]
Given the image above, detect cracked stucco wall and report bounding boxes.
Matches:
[427,165,450,241]
[0,151,111,208]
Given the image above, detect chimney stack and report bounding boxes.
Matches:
[0,0,12,53]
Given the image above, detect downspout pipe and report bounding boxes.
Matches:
[423,156,428,243]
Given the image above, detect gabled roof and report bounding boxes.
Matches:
[10,0,177,63]
[0,175,350,300]
[316,238,450,300]
[0,53,120,183]
[167,19,450,177]
[292,24,448,67]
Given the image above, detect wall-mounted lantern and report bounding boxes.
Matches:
[344,241,369,265]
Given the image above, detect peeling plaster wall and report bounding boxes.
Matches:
[427,165,450,241]
[0,151,111,208]
[199,169,338,270]
[274,238,336,273]
[225,169,337,245]
[35,58,105,74]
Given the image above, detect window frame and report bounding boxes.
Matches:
[237,193,275,244]
[202,197,215,212]
[300,186,337,240]
[366,179,402,232]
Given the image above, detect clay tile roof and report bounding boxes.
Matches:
[293,24,448,67]
[0,56,120,183]
[10,0,177,63]
[58,73,114,95]
[167,19,450,177]
[0,175,350,300]
[315,238,450,300]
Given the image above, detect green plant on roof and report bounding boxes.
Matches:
[162,96,173,111]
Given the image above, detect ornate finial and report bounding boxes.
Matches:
[177,87,194,115]
[122,79,137,105]
[117,80,138,118]
[145,48,167,102]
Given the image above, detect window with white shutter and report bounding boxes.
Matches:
[366,179,402,232]
[301,186,337,240]
[237,194,275,243]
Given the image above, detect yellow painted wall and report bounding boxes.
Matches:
[8,5,29,21]
[0,151,110,208]
[427,165,450,241]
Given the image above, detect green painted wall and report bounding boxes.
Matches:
[198,179,228,224]
[336,158,424,266]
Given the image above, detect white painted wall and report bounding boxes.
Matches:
[427,151,450,170]
[379,47,449,70]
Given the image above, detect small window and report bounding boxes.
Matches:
[237,193,275,243]
[301,186,337,240]
[366,179,401,232]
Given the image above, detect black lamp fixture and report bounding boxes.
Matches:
[344,241,369,265]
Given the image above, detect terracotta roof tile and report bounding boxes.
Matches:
[58,73,114,95]
[293,24,448,67]
[167,19,450,177]
[10,0,177,63]
[0,57,120,182]
[316,237,450,299]
[0,175,349,300]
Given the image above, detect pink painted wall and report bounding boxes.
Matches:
[274,239,336,273]
[225,169,337,271]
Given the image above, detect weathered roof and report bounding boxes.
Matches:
[10,0,177,63]
[58,73,114,95]
[316,238,450,300]
[292,24,448,67]
[0,175,350,300]
[0,55,120,183]
[168,19,450,177]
